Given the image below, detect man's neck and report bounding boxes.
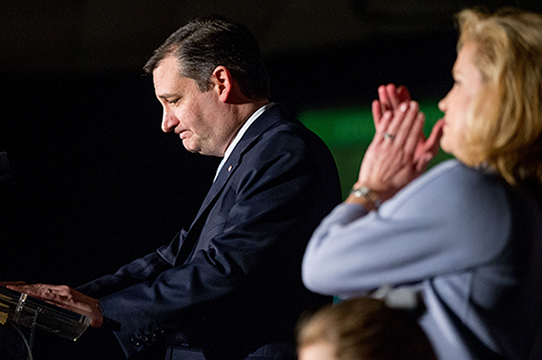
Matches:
[220,99,270,154]
[237,99,270,122]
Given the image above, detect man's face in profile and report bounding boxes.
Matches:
[152,56,232,157]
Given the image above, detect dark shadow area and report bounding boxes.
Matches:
[0,71,219,286]
[267,31,458,113]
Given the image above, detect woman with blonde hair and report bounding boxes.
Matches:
[302,7,542,360]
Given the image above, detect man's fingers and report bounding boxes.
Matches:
[6,285,40,299]
[6,283,62,300]
[0,281,27,287]
[48,285,71,296]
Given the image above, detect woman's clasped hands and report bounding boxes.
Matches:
[352,84,444,204]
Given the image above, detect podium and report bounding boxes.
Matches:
[0,287,91,359]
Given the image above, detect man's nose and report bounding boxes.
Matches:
[161,108,178,133]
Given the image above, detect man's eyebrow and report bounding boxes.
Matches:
[158,93,179,100]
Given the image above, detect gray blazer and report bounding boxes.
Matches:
[303,160,542,360]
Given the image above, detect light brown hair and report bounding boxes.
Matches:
[296,298,436,360]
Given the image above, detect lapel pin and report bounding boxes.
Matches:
[228,165,233,172]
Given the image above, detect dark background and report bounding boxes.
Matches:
[1,1,541,359]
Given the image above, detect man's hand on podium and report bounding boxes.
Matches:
[1,283,103,327]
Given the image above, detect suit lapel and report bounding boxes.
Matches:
[190,103,284,227]
[174,104,285,266]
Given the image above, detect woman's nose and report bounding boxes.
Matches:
[438,93,449,113]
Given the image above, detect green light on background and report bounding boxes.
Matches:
[298,99,453,198]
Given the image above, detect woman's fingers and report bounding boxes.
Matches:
[385,84,400,109]
[380,103,405,140]
[425,119,445,156]
[381,101,421,148]
[374,84,413,129]
[375,110,394,141]
[394,101,421,147]
[395,85,411,105]
[404,112,426,159]
[378,85,391,113]
[372,99,383,127]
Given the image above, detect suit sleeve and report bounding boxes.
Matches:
[93,127,338,358]
[76,234,181,298]
[302,161,513,299]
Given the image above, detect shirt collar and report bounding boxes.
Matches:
[214,102,275,182]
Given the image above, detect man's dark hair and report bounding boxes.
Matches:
[144,14,270,100]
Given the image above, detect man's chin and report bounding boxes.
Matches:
[181,141,218,157]
[183,146,200,154]
[181,139,199,153]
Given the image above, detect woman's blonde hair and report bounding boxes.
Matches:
[296,298,436,360]
[457,7,542,189]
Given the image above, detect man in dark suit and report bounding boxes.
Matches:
[5,15,341,360]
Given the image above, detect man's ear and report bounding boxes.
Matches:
[211,66,233,103]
